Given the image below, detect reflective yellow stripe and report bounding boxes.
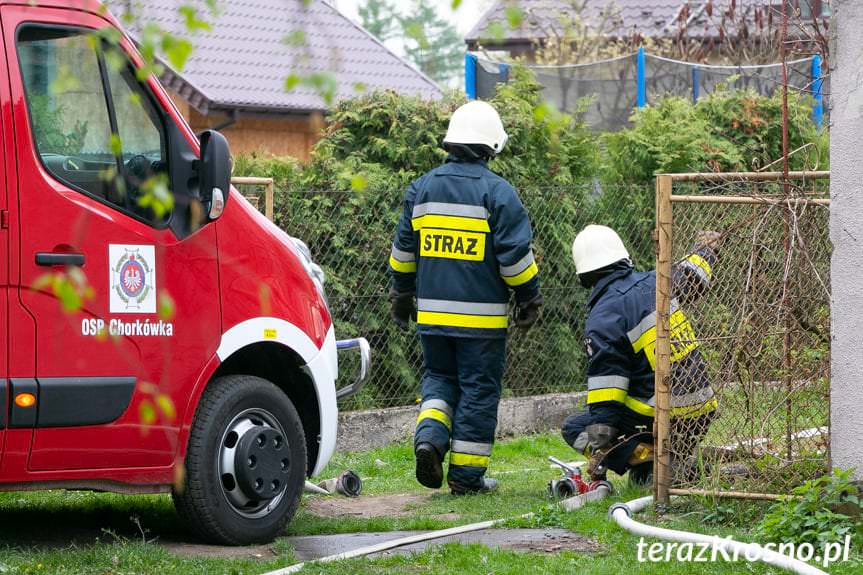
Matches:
[669,310,699,363]
[389,255,417,273]
[586,387,628,405]
[686,253,712,278]
[588,390,715,419]
[671,397,718,419]
[412,214,491,233]
[624,396,656,417]
[416,311,507,329]
[450,452,490,467]
[631,325,655,354]
[632,310,698,371]
[501,261,539,287]
[417,408,451,429]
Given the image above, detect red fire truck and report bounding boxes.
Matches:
[0,0,370,544]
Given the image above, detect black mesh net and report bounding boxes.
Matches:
[475,54,817,131]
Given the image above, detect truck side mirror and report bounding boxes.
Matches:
[198,130,232,220]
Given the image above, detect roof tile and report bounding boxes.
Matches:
[120,0,443,113]
[465,0,773,44]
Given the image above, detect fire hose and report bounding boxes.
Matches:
[609,495,828,575]
[259,484,613,575]
[267,466,827,575]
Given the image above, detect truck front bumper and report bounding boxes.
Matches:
[334,337,372,400]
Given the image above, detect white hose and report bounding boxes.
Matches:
[609,496,828,575]
[303,481,330,495]
[260,486,612,575]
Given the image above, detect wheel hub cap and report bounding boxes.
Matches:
[234,426,289,501]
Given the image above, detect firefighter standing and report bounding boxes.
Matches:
[562,225,719,484]
[388,101,542,495]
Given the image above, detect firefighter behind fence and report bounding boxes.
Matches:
[562,225,719,484]
[388,100,543,495]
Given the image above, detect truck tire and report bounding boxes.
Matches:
[173,374,307,545]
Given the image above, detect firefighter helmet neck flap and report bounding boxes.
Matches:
[443,101,508,158]
[572,225,631,275]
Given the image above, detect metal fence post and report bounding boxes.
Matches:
[811,54,824,130]
[637,47,646,108]
[654,174,673,507]
[465,53,477,100]
[692,66,700,103]
[499,62,510,84]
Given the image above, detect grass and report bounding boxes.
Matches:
[0,433,860,574]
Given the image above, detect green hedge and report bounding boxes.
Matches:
[232,67,828,408]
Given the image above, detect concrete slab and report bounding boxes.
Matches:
[285,528,601,560]
[161,528,601,561]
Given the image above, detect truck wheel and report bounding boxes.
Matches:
[173,374,307,545]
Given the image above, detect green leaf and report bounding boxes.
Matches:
[55,277,82,313]
[137,174,174,218]
[505,6,524,28]
[283,30,306,47]
[285,74,301,91]
[162,36,194,71]
[110,134,123,157]
[158,289,176,321]
[350,174,368,192]
[485,22,506,43]
[155,394,177,421]
[178,5,213,33]
[139,400,157,426]
[450,0,462,9]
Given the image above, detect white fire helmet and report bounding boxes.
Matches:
[443,100,508,155]
[571,225,631,275]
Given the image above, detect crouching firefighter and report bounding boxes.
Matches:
[561,225,720,485]
[388,100,543,495]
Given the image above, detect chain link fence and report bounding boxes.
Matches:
[654,172,831,501]
[244,183,656,411]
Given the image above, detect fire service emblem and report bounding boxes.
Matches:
[109,245,156,313]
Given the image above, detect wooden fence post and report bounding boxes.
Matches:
[265,179,274,222]
[654,174,673,507]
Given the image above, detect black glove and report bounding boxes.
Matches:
[389,289,416,330]
[514,294,543,329]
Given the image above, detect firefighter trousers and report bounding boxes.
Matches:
[414,334,506,490]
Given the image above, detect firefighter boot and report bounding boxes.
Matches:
[450,477,498,496]
[584,423,619,481]
[415,442,444,489]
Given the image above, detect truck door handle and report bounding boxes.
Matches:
[35,252,86,267]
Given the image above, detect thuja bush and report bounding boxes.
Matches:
[604,87,827,185]
[599,87,828,256]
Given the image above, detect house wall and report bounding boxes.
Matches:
[167,89,321,161]
[829,0,863,480]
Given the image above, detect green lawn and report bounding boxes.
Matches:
[0,433,859,574]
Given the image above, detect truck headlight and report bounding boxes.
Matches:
[289,236,328,307]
